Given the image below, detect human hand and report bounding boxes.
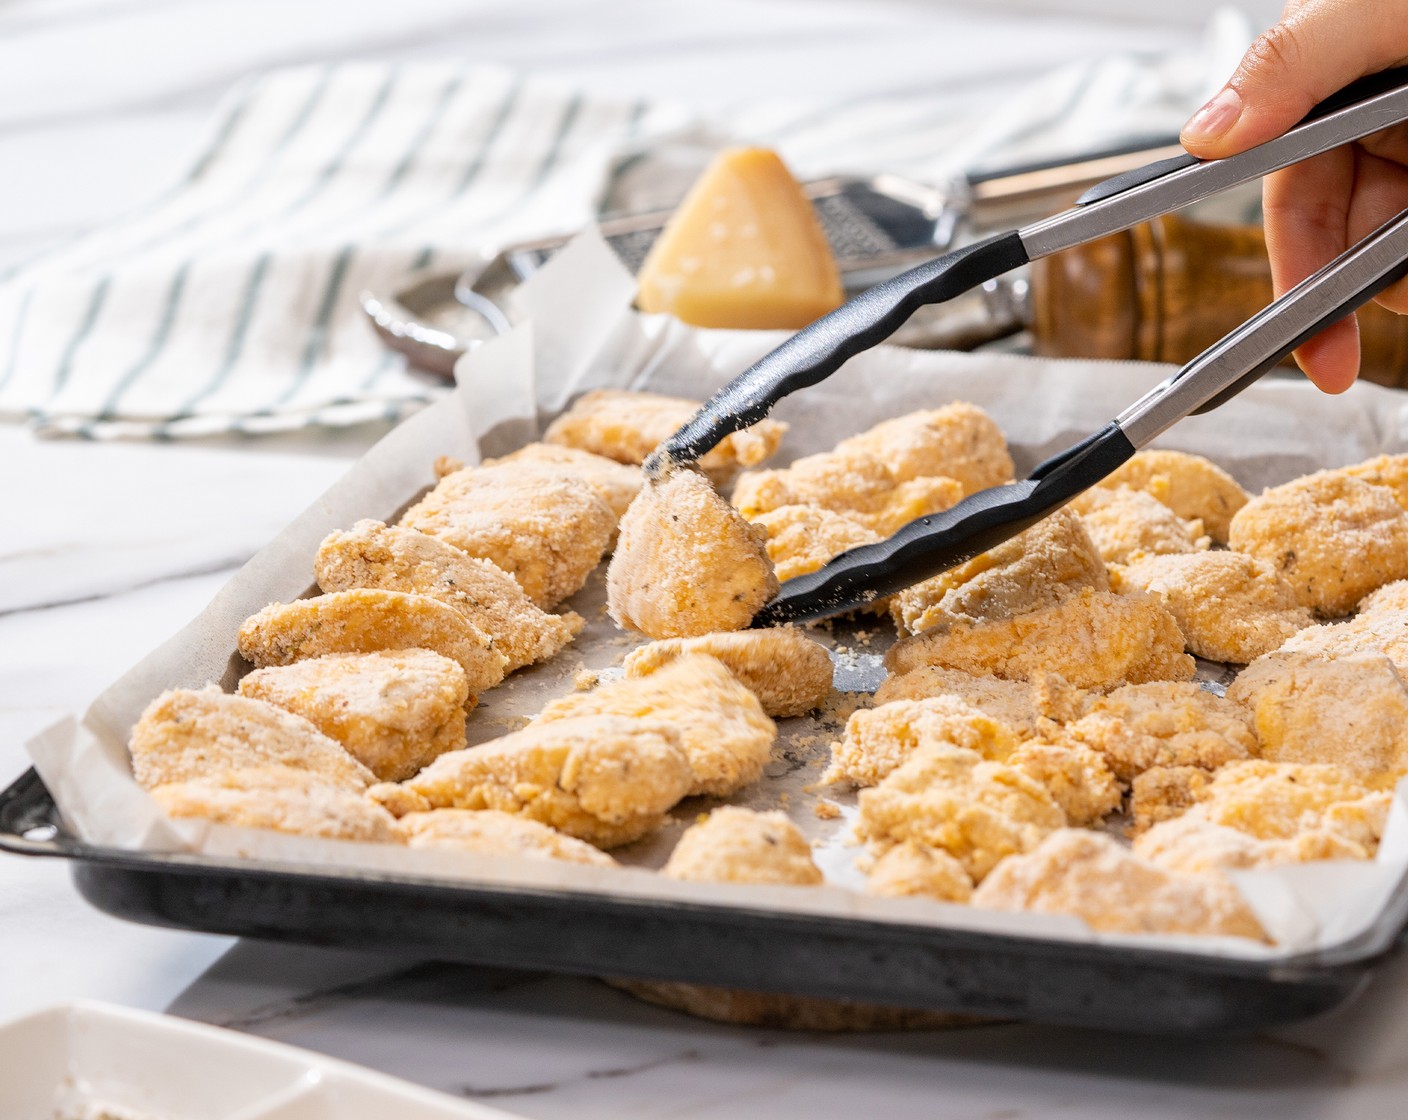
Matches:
[1180,0,1408,393]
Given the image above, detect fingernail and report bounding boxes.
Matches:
[1182,86,1242,142]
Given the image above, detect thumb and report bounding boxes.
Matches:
[1181,1,1406,158]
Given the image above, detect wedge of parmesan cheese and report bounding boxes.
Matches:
[636,147,844,329]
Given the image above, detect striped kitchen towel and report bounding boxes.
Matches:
[0,18,1246,440]
[0,63,682,439]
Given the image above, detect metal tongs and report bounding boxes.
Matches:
[643,67,1408,626]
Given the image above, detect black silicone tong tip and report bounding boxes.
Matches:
[751,422,1136,627]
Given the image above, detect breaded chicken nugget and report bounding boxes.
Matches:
[1227,652,1408,783]
[1339,452,1408,509]
[833,403,1014,494]
[885,588,1194,689]
[484,442,641,519]
[749,504,881,583]
[859,475,966,536]
[150,765,396,842]
[663,806,823,886]
[1228,471,1408,616]
[1100,449,1249,543]
[543,388,786,486]
[314,520,581,673]
[1133,813,1369,875]
[237,590,508,693]
[1277,586,1408,673]
[1064,681,1256,785]
[366,782,432,817]
[398,715,692,848]
[1181,759,1370,841]
[1324,791,1396,852]
[395,808,617,867]
[855,744,1065,881]
[1069,486,1207,564]
[1114,550,1314,663]
[538,655,776,797]
[1007,741,1122,826]
[890,508,1108,635]
[607,468,779,638]
[864,841,974,902]
[238,649,469,782]
[1127,765,1212,835]
[622,628,833,717]
[731,446,902,521]
[972,829,1265,940]
[873,667,1086,730]
[1360,579,1408,614]
[825,697,1019,787]
[129,687,373,791]
[400,463,615,608]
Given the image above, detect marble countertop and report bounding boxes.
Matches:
[12,1,1408,1116]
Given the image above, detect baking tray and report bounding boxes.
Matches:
[3,765,1404,1036]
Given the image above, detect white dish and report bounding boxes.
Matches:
[0,1000,522,1120]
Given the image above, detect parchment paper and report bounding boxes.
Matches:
[25,229,1408,961]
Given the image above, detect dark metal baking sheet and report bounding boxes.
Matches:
[4,766,1402,1036]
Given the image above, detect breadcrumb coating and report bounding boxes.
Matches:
[398,715,693,848]
[237,590,508,693]
[1007,741,1122,826]
[150,766,397,842]
[395,808,617,867]
[130,686,373,791]
[1227,652,1408,784]
[749,504,881,583]
[607,468,779,639]
[1100,450,1249,543]
[1228,471,1408,616]
[890,508,1108,635]
[663,806,823,885]
[538,654,777,797]
[825,697,1020,787]
[622,628,833,718]
[1133,813,1369,875]
[833,403,1014,494]
[885,588,1194,689]
[1114,550,1314,663]
[400,462,615,608]
[1127,766,1212,835]
[1277,583,1408,673]
[485,442,642,519]
[238,649,469,782]
[542,388,786,486]
[864,841,974,902]
[1339,452,1408,509]
[972,829,1266,940]
[1069,486,1207,564]
[1064,682,1256,785]
[856,744,1065,881]
[314,520,582,673]
[873,667,1086,730]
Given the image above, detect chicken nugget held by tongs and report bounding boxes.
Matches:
[644,68,1408,625]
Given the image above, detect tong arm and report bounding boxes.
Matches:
[1117,205,1408,448]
